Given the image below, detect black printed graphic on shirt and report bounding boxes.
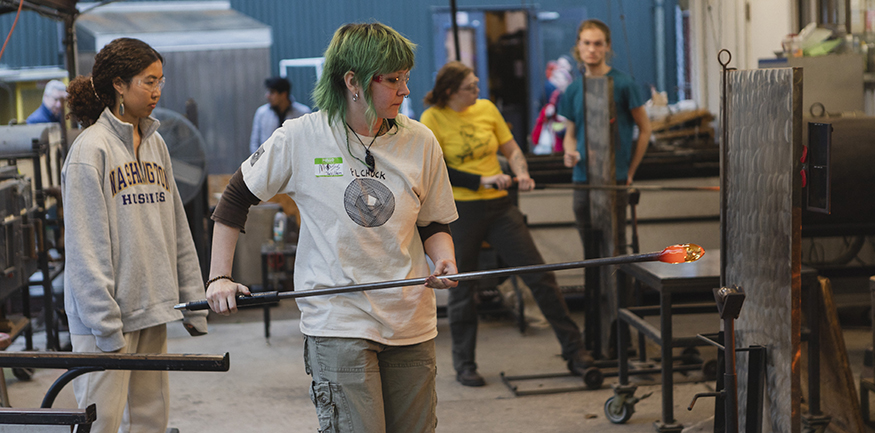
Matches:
[344,178,395,227]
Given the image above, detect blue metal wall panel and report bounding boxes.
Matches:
[1,1,678,101]
[230,0,678,111]
[2,1,678,103]
[0,10,62,68]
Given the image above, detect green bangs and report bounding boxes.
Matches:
[314,22,416,126]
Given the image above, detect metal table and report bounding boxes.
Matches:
[258,242,296,339]
[618,251,721,432]
[618,251,821,432]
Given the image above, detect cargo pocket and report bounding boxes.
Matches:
[310,381,351,433]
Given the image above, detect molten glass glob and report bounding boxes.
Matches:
[658,244,705,264]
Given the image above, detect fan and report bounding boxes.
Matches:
[151,107,207,204]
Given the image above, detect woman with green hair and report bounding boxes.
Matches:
[206,22,459,432]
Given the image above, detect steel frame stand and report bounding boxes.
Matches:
[689,286,768,433]
[802,278,832,433]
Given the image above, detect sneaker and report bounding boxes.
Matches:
[456,368,486,387]
[567,349,595,376]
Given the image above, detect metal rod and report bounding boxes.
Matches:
[42,367,103,408]
[538,183,719,192]
[746,346,766,433]
[724,314,739,433]
[178,248,686,311]
[449,0,460,62]
[485,182,719,192]
[718,49,732,288]
[0,405,96,426]
[807,281,822,416]
[0,352,230,371]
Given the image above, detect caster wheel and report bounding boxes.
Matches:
[702,359,718,380]
[604,395,635,424]
[681,346,702,364]
[12,367,34,381]
[583,367,604,389]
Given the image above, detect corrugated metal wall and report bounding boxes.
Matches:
[2,1,678,102]
[1,0,679,174]
[0,10,63,68]
[159,49,270,175]
[229,0,676,113]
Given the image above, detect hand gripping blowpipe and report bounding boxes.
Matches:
[175,244,705,311]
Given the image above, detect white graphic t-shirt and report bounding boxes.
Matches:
[241,111,458,345]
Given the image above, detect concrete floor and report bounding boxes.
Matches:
[5,303,725,433]
[4,301,872,433]
[4,181,873,432]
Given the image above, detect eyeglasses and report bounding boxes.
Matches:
[372,72,410,90]
[136,76,166,93]
[459,82,480,93]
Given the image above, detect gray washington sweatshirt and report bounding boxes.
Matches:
[62,108,207,351]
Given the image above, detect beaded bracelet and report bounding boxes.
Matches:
[205,275,234,290]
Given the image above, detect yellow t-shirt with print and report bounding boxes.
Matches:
[420,99,514,201]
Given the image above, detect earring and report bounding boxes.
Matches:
[353,92,359,102]
[119,94,125,116]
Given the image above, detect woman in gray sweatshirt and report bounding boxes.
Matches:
[62,37,208,433]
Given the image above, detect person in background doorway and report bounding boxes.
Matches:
[26,79,67,124]
[207,23,459,433]
[63,37,208,433]
[558,18,652,271]
[249,76,311,154]
[420,61,593,388]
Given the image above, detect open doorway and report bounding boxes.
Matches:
[432,8,541,152]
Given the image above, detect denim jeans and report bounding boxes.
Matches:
[304,336,437,433]
[447,196,584,373]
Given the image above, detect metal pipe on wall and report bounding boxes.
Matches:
[654,0,666,93]
[450,0,460,62]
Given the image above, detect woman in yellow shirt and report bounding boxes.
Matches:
[420,61,592,387]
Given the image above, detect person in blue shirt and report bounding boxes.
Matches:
[559,19,651,186]
[26,80,67,124]
[249,76,311,154]
[557,19,652,350]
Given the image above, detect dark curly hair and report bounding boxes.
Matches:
[66,38,164,127]
[423,61,472,109]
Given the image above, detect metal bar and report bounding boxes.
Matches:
[660,290,676,426]
[31,142,58,352]
[449,0,460,62]
[178,249,682,311]
[0,352,230,371]
[617,257,630,384]
[697,333,725,350]
[619,308,662,345]
[724,315,739,433]
[718,49,731,289]
[672,336,713,347]
[746,345,766,433]
[537,183,719,192]
[626,303,718,317]
[584,228,603,358]
[807,279,822,415]
[42,367,102,408]
[0,405,95,425]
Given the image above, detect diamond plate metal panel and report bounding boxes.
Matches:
[724,67,803,433]
[585,76,622,355]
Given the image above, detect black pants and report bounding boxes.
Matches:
[448,196,584,373]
